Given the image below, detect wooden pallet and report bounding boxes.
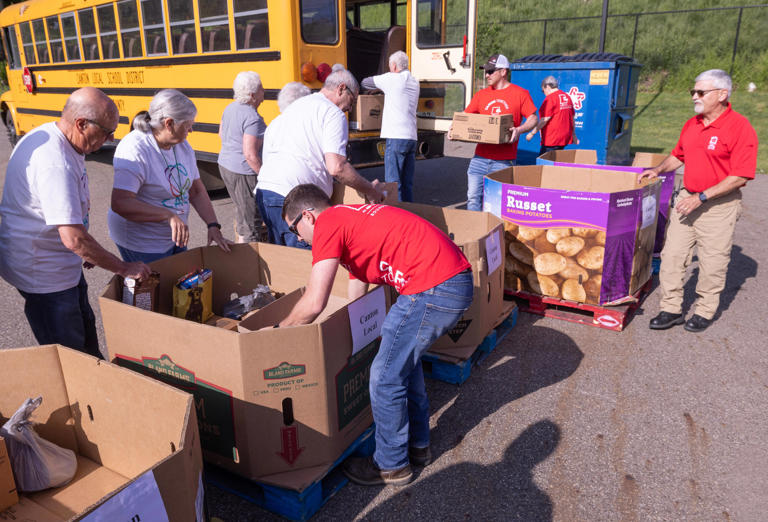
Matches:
[205,425,375,521]
[421,304,519,385]
[506,278,652,332]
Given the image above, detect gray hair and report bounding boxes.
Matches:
[233,71,263,104]
[695,69,732,98]
[389,51,409,71]
[331,63,345,73]
[323,69,359,96]
[134,89,197,133]
[541,75,558,89]
[278,82,311,112]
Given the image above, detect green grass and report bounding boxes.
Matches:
[632,90,767,174]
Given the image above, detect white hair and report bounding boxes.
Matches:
[541,75,558,89]
[331,63,345,72]
[323,69,359,95]
[389,51,409,71]
[695,69,732,98]
[233,71,263,104]
[278,82,311,112]
[134,89,196,133]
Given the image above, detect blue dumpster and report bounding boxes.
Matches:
[509,53,642,166]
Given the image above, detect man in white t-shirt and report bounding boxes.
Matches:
[0,87,151,359]
[256,69,385,248]
[362,51,420,202]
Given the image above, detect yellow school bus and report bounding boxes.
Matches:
[0,0,477,169]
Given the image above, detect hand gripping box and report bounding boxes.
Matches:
[450,112,514,144]
[483,165,661,305]
[99,243,390,491]
[0,344,203,521]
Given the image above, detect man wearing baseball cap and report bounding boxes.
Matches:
[452,53,538,211]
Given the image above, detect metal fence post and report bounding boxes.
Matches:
[730,7,743,76]
[542,19,547,54]
[631,14,639,58]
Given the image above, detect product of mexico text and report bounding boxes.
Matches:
[484,165,661,305]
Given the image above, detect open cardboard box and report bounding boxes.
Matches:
[484,165,661,305]
[99,243,390,491]
[0,437,17,512]
[0,345,202,521]
[330,181,399,205]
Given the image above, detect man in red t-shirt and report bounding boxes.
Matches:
[277,184,473,485]
[451,53,538,211]
[526,75,577,155]
[639,69,758,333]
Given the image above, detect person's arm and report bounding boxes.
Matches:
[526,116,551,140]
[325,152,385,203]
[637,154,684,182]
[361,76,378,92]
[348,278,369,300]
[111,188,190,247]
[243,134,263,173]
[58,225,151,279]
[279,258,339,326]
[510,114,538,144]
[188,178,232,252]
[675,176,748,218]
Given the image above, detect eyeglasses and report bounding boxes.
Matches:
[344,86,357,101]
[288,208,314,235]
[689,88,720,98]
[485,69,499,76]
[87,119,117,136]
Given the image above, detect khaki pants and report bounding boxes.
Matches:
[658,188,742,319]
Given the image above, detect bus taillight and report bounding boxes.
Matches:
[301,62,317,83]
[317,63,331,82]
[22,67,34,93]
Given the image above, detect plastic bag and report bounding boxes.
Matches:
[0,397,77,492]
[221,285,277,319]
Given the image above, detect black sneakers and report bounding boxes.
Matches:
[649,311,684,330]
[684,314,712,332]
[408,446,432,467]
[343,456,413,486]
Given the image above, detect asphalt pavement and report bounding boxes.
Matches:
[0,134,766,521]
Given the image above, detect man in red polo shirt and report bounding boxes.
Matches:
[277,184,473,485]
[526,75,577,154]
[453,53,538,211]
[639,69,758,332]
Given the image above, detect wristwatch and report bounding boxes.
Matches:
[207,221,222,230]
[698,192,708,203]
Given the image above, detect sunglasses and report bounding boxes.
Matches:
[87,119,117,136]
[485,69,500,75]
[689,88,720,98]
[288,207,314,235]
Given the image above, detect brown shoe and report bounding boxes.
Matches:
[343,456,413,486]
[408,446,432,466]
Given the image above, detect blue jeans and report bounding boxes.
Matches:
[384,138,417,202]
[18,272,102,359]
[466,156,515,211]
[255,189,311,249]
[117,243,186,263]
[371,269,473,470]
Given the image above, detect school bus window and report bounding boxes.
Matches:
[78,8,100,61]
[300,0,338,45]
[97,4,120,60]
[168,0,197,54]
[418,82,464,119]
[3,26,22,69]
[118,0,142,58]
[141,0,169,56]
[45,16,65,63]
[19,22,36,64]
[198,0,230,53]
[61,13,81,62]
[416,0,466,48]
[234,0,268,50]
[32,19,50,64]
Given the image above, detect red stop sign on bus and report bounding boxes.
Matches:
[22,67,34,93]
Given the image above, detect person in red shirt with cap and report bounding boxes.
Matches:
[639,69,758,333]
[526,75,578,155]
[276,183,473,486]
[453,53,538,211]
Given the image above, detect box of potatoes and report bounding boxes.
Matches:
[483,165,661,305]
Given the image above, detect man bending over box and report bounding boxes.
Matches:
[276,184,473,485]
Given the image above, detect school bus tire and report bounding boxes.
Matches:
[4,109,19,147]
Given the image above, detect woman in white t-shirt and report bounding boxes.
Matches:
[108,89,231,262]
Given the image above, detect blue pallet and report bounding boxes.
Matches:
[205,424,375,521]
[422,306,519,385]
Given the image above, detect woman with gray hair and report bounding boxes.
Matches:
[218,71,268,242]
[108,89,231,262]
[277,81,311,112]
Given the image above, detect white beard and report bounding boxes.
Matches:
[694,103,703,114]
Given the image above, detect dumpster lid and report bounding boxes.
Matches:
[515,52,637,64]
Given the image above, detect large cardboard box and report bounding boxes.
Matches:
[350,94,384,130]
[330,181,399,205]
[449,112,513,144]
[0,437,17,512]
[394,203,505,360]
[537,149,598,165]
[0,345,203,521]
[99,244,389,490]
[483,165,661,305]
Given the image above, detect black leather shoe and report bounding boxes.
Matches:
[649,311,684,330]
[684,314,712,332]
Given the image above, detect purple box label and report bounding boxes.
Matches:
[500,185,610,229]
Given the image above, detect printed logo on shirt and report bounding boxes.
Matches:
[567,87,586,110]
[557,93,573,110]
[379,260,410,291]
[484,99,510,114]
[162,162,192,210]
[708,136,718,150]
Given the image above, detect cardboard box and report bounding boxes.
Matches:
[350,94,384,130]
[483,165,661,305]
[330,181,399,206]
[450,112,513,144]
[0,437,18,513]
[99,244,389,490]
[390,203,504,360]
[535,149,675,256]
[0,345,203,521]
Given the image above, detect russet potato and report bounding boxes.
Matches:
[509,241,535,266]
[546,228,571,244]
[556,236,585,257]
[534,252,567,276]
[576,246,604,270]
[526,271,560,297]
[517,226,545,241]
[559,259,589,282]
[561,279,587,302]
